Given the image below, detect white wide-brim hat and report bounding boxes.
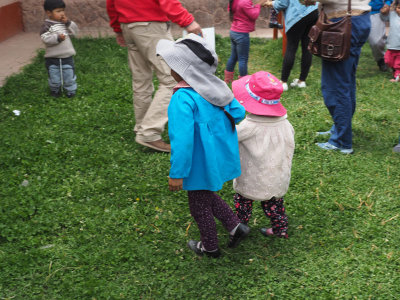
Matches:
[156,33,233,107]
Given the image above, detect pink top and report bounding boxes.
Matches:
[230,0,261,33]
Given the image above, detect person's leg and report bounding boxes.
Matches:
[235,32,250,77]
[209,192,240,232]
[123,22,176,144]
[46,59,62,97]
[320,14,370,150]
[208,191,249,248]
[281,27,301,83]
[225,31,238,83]
[226,30,239,73]
[61,58,77,97]
[121,23,154,135]
[233,193,253,225]
[368,13,387,70]
[260,197,288,238]
[299,10,318,82]
[391,53,400,80]
[188,190,220,251]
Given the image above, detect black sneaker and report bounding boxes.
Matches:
[66,93,76,98]
[187,240,221,258]
[50,90,61,98]
[227,223,250,248]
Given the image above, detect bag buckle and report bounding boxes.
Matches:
[327,44,334,56]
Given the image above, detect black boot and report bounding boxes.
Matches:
[227,223,250,248]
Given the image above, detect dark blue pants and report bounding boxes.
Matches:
[321,13,370,149]
[226,30,250,77]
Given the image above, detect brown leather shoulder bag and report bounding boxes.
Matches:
[308,0,352,62]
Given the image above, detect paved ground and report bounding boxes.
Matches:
[0,28,275,87]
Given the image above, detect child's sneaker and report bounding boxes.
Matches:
[187,240,221,258]
[390,75,399,82]
[290,79,306,88]
[260,227,288,239]
[393,143,400,153]
[316,142,354,154]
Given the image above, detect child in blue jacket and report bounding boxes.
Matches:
[156,34,250,258]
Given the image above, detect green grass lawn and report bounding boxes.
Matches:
[0,36,399,299]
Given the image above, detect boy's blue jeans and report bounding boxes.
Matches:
[321,13,370,149]
[46,57,77,94]
[226,30,250,77]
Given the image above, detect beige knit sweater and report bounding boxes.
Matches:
[233,114,295,201]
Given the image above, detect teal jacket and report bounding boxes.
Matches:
[273,0,319,33]
[168,88,245,191]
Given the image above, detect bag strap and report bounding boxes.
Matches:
[347,0,352,15]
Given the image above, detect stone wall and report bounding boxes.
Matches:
[21,0,269,35]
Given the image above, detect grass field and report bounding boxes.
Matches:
[0,35,399,299]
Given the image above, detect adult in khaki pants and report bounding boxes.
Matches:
[106,0,202,152]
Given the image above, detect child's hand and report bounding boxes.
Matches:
[169,178,183,191]
[58,34,66,41]
[261,0,273,7]
[380,4,390,15]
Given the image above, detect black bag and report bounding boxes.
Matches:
[308,0,352,62]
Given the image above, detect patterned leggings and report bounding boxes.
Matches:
[188,191,240,251]
[234,193,288,237]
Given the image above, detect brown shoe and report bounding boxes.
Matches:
[136,139,171,152]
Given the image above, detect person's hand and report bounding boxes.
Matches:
[115,32,126,47]
[260,0,273,7]
[58,33,66,41]
[185,21,203,37]
[169,178,183,191]
[380,4,390,15]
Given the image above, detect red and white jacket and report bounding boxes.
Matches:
[106,0,195,33]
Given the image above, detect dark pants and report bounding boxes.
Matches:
[226,30,250,77]
[321,13,371,149]
[188,190,240,251]
[281,10,318,82]
[234,193,288,237]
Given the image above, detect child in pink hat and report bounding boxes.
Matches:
[232,71,295,238]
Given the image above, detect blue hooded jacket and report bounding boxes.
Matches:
[369,0,393,14]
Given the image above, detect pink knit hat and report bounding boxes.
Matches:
[232,71,287,117]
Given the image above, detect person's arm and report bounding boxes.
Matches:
[106,0,127,47]
[106,0,122,33]
[158,0,195,27]
[241,0,261,21]
[236,119,255,142]
[225,98,246,124]
[65,20,79,36]
[273,0,289,12]
[40,23,61,45]
[168,91,195,190]
[158,0,202,35]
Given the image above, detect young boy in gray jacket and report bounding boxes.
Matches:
[40,0,78,98]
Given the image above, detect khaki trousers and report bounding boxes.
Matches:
[121,22,176,142]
